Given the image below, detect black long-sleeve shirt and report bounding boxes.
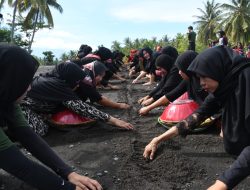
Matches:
[77,82,102,102]
[164,80,187,102]
[218,146,250,190]
[0,104,75,190]
[176,94,250,189]
[149,67,182,100]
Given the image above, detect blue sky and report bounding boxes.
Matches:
[0,0,227,58]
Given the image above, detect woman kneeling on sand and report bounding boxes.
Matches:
[143,46,250,190]
[22,61,133,136]
[0,44,102,190]
[138,46,182,108]
[80,61,130,109]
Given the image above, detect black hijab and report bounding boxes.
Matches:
[161,46,179,61]
[0,44,38,121]
[155,54,174,72]
[143,47,153,58]
[77,44,92,59]
[94,47,112,61]
[176,50,207,104]
[28,62,86,103]
[160,46,179,80]
[175,50,198,77]
[188,46,250,155]
[188,46,249,101]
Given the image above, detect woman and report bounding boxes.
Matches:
[78,61,130,109]
[138,46,181,107]
[22,61,133,136]
[138,54,182,114]
[213,30,228,46]
[78,46,124,89]
[128,49,140,77]
[0,44,102,190]
[143,46,250,190]
[132,47,156,85]
[77,44,92,59]
[139,50,208,115]
[80,46,113,65]
[129,49,145,78]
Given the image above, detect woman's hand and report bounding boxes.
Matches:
[138,106,150,115]
[143,137,160,160]
[138,96,149,104]
[108,116,134,130]
[143,126,179,160]
[132,79,139,84]
[68,172,102,190]
[141,97,154,106]
[207,180,227,190]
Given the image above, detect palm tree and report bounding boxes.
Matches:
[22,0,63,53]
[220,0,250,46]
[0,0,26,43]
[124,37,133,49]
[193,0,222,45]
[133,38,140,49]
[111,40,121,51]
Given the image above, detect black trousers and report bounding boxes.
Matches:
[188,42,196,51]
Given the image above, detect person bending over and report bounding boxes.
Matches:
[0,44,102,190]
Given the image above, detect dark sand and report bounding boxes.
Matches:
[1,66,250,190]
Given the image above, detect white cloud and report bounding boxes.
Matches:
[110,0,227,23]
[31,28,100,58]
[32,29,83,50]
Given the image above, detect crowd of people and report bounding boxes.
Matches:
[1,26,250,189]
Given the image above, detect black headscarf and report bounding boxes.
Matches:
[188,46,250,155]
[138,48,145,58]
[143,47,153,57]
[155,54,174,72]
[0,44,38,121]
[188,46,249,101]
[28,62,86,103]
[161,46,179,61]
[175,50,198,77]
[176,50,207,104]
[77,44,92,59]
[94,47,112,61]
[51,62,87,88]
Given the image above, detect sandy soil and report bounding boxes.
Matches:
[1,66,250,190]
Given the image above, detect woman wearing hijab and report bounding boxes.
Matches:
[77,61,130,109]
[129,49,145,78]
[0,44,102,190]
[76,46,125,90]
[139,50,207,115]
[143,46,250,190]
[132,47,156,85]
[77,44,92,59]
[79,46,113,65]
[128,49,140,77]
[138,46,181,107]
[22,61,133,136]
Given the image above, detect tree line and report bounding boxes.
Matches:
[0,0,250,65]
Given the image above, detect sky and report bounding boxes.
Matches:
[0,0,228,58]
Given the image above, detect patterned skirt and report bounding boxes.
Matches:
[21,98,110,136]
